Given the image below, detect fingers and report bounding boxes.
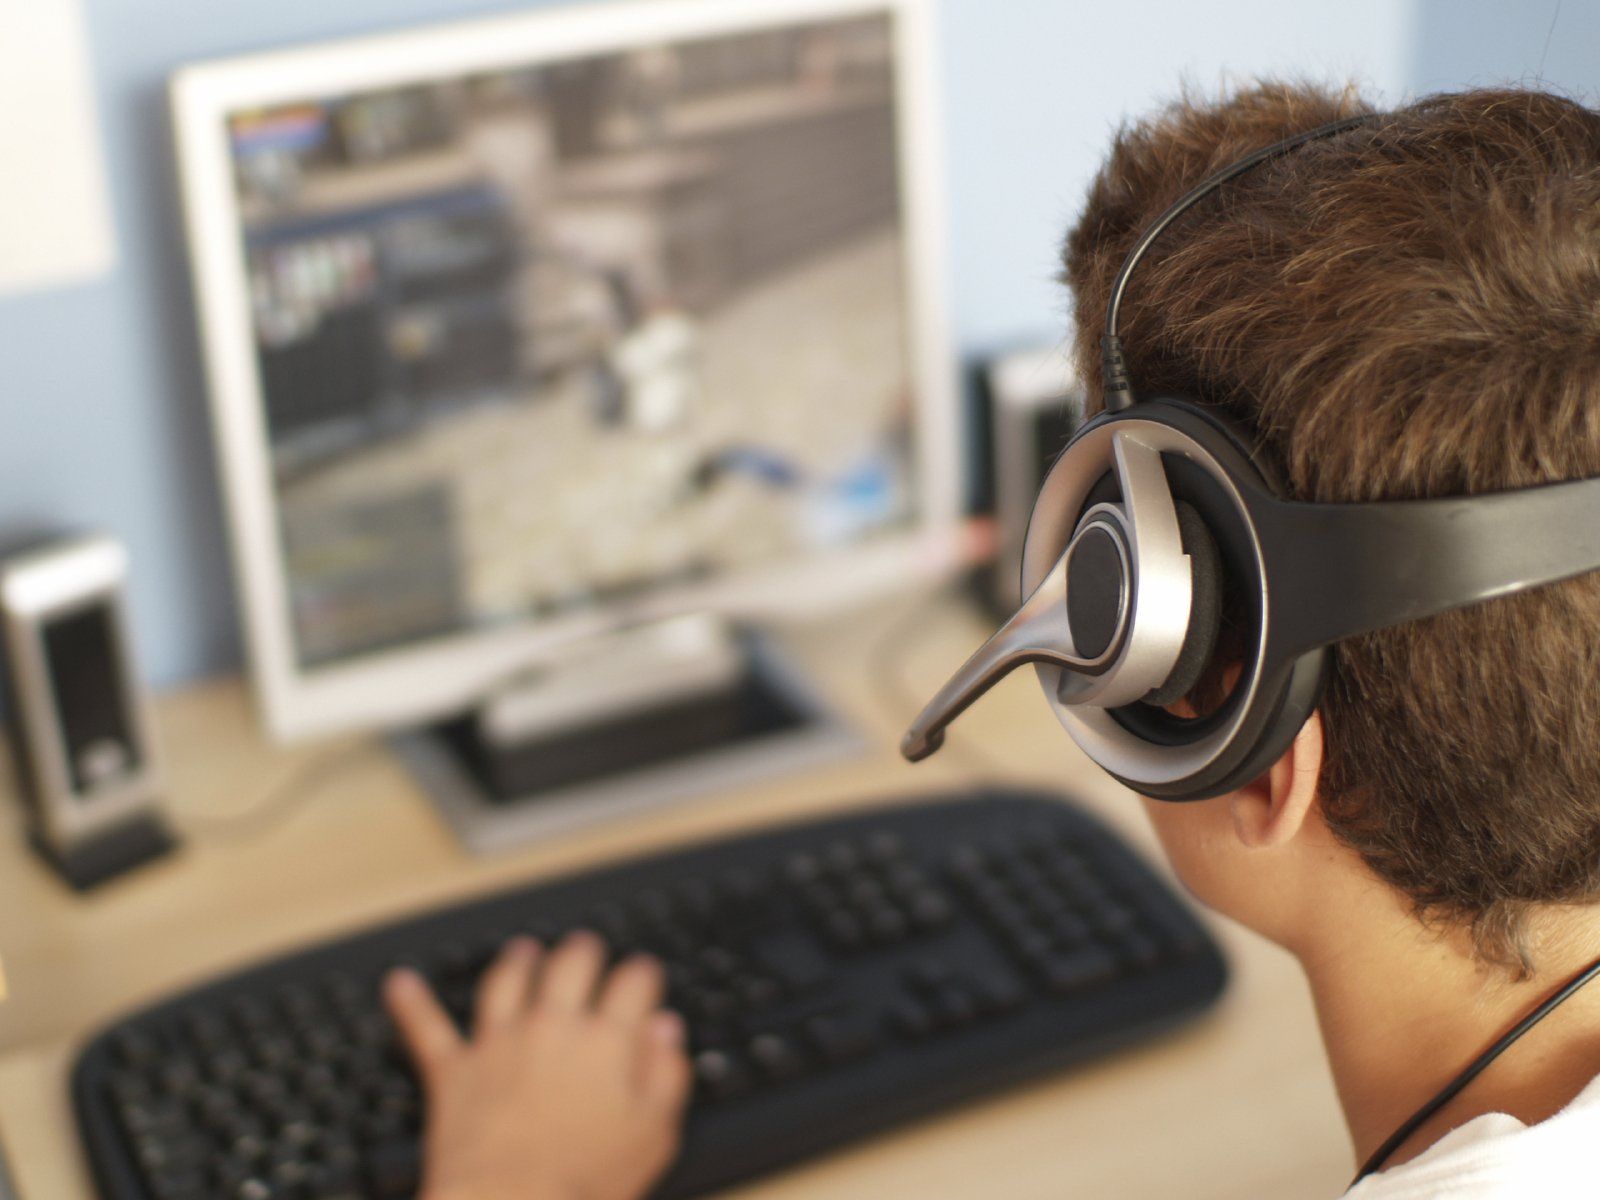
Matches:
[474,932,668,1035]
[383,968,463,1082]
[532,930,607,1014]
[639,1010,692,1111]
[475,937,540,1034]
[597,954,666,1027]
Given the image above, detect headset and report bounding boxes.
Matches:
[901,114,1600,1182]
[902,113,1600,803]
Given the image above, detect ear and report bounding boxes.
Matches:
[1228,711,1325,849]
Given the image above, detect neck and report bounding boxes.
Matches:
[1294,877,1600,1172]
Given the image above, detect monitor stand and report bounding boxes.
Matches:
[389,615,862,855]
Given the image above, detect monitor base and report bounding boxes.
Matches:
[390,624,862,855]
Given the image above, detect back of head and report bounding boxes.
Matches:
[1063,82,1600,973]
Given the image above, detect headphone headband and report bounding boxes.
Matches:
[1100,113,1375,412]
[1259,470,1600,660]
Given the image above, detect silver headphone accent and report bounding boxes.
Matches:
[1017,416,1266,787]
[901,426,1201,765]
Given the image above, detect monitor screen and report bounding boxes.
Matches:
[175,0,956,739]
[224,11,918,669]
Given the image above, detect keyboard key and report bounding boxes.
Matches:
[866,907,909,942]
[930,985,979,1029]
[688,986,738,1022]
[229,997,276,1034]
[1040,947,1120,995]
[847,877,887,907]
[973,971,1030,1015]
[364,1139,421,1199]
[146,1168,208,1200]
[824,909,865,950]
[906,959,953,992]
[735,975,782,1008]
[908,890,954,929]
[747,1033,806,1081]
[891,998,935,1039]
[717,865,767,906]
[673,879,717,922]
[696,945,740,978]
[183,1009,231,1051]
[823,841,861,873]
[630,888,675,928]
[1050,912,1093,945]
[1143,899,1208,956]
[784,852,822,884]
[111,1027,163,1070]
[752,932,829,993]
[949,843,988,878]
[1095,904,1139,936]
[804,1010,880,1064]
[1115,930,1164,971]
[693,1048,752,1101]
[587,903,633,945]
[865,830,904,862]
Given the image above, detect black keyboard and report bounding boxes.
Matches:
[72,789,1226,1200]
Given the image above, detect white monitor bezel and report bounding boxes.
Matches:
[171,0,959,742]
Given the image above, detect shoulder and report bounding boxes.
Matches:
[1346,1075,1600,1199]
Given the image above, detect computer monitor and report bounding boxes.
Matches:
[171,0,957,744]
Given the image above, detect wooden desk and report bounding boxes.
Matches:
[0,596,1351,1198]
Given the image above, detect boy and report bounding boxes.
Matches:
[381,83,1600,1198]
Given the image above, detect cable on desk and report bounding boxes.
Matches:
[174,742,373,843]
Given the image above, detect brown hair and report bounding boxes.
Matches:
[1062,82,1600,973]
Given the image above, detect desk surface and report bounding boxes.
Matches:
[0,595,1351,1199]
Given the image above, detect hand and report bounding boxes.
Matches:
[383,931,692,1200]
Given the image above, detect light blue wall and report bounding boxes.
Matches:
[2,0,1591,692]
[939,0,1410,351]
[1412,0,1599,98]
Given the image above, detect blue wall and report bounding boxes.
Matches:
[1,0,1591,693]
[1413,0,1599,97]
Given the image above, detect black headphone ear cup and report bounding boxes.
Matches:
[1142,501,1223,708]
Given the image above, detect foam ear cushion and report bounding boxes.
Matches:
[1143,501,1223,708]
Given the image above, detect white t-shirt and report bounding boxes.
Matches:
[1345,1073,1600,1197]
